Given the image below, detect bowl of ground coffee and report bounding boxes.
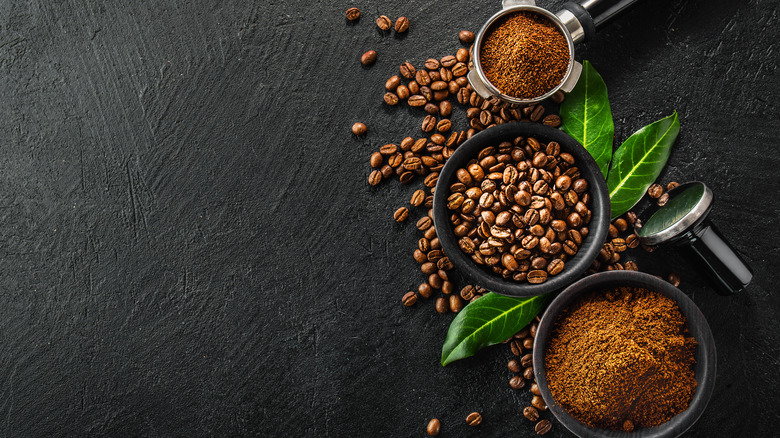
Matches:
[432,122,610,297]
[533,271,717,438]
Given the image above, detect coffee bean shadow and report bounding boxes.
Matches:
[345,18,359,27]
[394,31,409,42]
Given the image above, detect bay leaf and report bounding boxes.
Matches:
[607,111,680,219]
[560,60,614,177]
[441,292,550,366]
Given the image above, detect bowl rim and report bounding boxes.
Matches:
[532,271,717,438]
[432,122,610,297]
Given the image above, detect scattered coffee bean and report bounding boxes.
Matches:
[509,375,526,389]
[435,296,449,314]
[657,192,669,206]
[647,183,663,199]
[667,181,680,191]
[426,418,441,436]
[383,92,399,105]
[395,16,409,33]
[361,50,377,66]
[535,419,552,435]
[402,292,417,306]
[394,207,409,222]
[411,189,426,206]
[531,395,547,411]
[508,359,522,373]
[521,353,533,367]
[376,15,392,31]
[368,170,382,186]
[449,294,464,313]
[530,382,541,396]
[523,406,539,422]
[460,285,476,300]
[352,122,367,135]
[459,30,475,44]
[523,366,534,380]
[466,412,482,426]
[345,7,360,21]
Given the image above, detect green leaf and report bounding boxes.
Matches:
[560,60,614,177]
[607,111,680,219]
[441,293,550,366]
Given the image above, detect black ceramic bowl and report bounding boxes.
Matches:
[432,122,610,297]
[532,271,717,438]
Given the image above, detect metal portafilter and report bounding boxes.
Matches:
[468,0,644,105]
[636,182,753,295]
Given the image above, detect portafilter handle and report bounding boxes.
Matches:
[559,0,645,43]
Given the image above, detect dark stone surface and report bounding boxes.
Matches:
[0,0,778,436]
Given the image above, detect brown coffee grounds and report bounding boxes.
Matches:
[544,287,697,431]
[479,11,569,99]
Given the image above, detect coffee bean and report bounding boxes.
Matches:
[408,95,427,107]
[394,207,409,222]
[402,292,417,306]
[418,282,433,299]
[394,16,409,33]
[527,270,548,284]
[400,62,415,79]
[530,105,545,122]
[369,152,383,168]
[667,272,681,287]
[523,406,539,421]
[416,216,432,231]
[426,418,441,436]
[345,7,360,21]
[612,238,627,252]
[542,114,561,127]
[466,412,482,426]
[547,259,564,275]
[508,359,522,373]
[361,50,377,66]
[422,115,436,132]
[368,170,382,186]
[648,183,663,198]
[523,337,533,350]
[523,366,534,380]
[625,233,639,248]
[460,285,475,301]
[531,395,547,411]
[376,15,392,31]
[667,181,680,191]
[435,296,449,314]
[452,62,468,77]
[614,217,628,232]
[416,69,431,86]
[509,375,526,389]
[396,84,409,100]
[352,122,367,135]
[535,419,552,435]
[383,92,399,105]
[456,48,469,63]
[530,382,541,395]
[657,192,669,206]
[459,30,475,44]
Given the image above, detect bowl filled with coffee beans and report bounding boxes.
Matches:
[532,271,717,437]
[432,122,610,297]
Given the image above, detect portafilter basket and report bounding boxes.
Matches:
[469,0,645,105]
[432,123,610,297]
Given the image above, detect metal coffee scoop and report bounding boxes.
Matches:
[636,181,753,295]
[468,0,644,104]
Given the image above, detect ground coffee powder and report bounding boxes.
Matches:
[479,11,569,99]
[545,287,697,431]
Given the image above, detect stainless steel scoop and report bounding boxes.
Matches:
[468,0,644,104]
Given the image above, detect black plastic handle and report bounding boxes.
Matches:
[682,220,753,296]
[562,0,644,42]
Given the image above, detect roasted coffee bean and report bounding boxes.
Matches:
[542,114,561,127]
[509,375,526,389]
[530,382,541,396]
[385,75,401,91]
[402,292,417,306]
[396,84,409,100]
[625,233,640,248]
[624,260,639,271]
[394,16,409,32]
[452,62,468,77]
[352,122,367,135]
[547,259,564,275]
[523,366,534,380]
[408,95,427,107]
[648,183,664,198]
[527,270,547,284]
[440,55,457,68]
[521,353,533,367]
[417,216,432,230]
[400,62,415,79]
[416,69,431,86]
[418,282,433,299]
[612,238,627,252]
[439,100,452,117]
[426,418,441,436]
[657,192,669,206]
[530,105,545,122]
[667,272,681,287]
[383,92,399,105]
[442,280,454,295]
[508,359,522,373]
[376,15,392,31]
[422,115,436,132]
[437,119,452,132]
[667,181,680,191]
[394,207,409,222]
[460,285,476,300]
[345,7,360,21]
[522,336,534,350]
[403,157,422,171]
[421,262,436,275]
[531,395,547,411]
[459,30,475,43]
[424,58,440,70]
[535,419,552,435]
[368,170,382,186]
[523,406,540,422]
[370,152,383,168]
[411,189,426,206]
[466,412,482,426]
[509,339,523,356]
[456,48,469,63]
[360,50,377,66]
[435,296,449,314]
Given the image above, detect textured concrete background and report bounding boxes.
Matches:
[0,0,778,436]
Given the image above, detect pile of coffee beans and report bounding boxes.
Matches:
[447,138,592,283]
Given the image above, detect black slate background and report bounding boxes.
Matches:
[1,0,779,436]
